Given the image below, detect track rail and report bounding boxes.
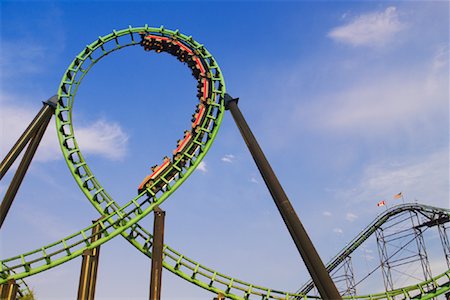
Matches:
[295,203,450,298]
[56,25,225,218]
[2,201,449,299]
[1,26,449,299]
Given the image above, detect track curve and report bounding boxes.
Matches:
[56,25,225,219]
[296,203,450,298]
[1,26,449,300]
[2,200,449,299]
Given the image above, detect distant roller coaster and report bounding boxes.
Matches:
[1,26,449,300]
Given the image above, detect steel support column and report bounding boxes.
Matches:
[412,228,433,284]
[149,207,165,300]
[342,256,356,296]
[0,96,57,229]
[0,96,57,180]
[77,220,102,300]
[409,211,433,291]
[0,280,18,300]
[375,228,394,292]
[331,256,356,296]
[438,224,450,268]
[213,293,225,300]
[224,95,341,299]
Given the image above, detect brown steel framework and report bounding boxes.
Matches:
[225,94,341,299]
[77,220,103,300]
[149,207,165,300]
[0,96,57,229]
[0,280,18,300]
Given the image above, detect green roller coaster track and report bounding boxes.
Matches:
[1,26,449,299]
[295,203,450,298]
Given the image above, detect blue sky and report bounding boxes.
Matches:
[0,1,449,299]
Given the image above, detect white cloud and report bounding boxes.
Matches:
[0,96,129,162]
[197,161,207,173]
[323,211,332,217]
[337,148,449,208]
[345,212,358,222]
[0,41,47,79]
[333,228,344,234]
[328,7,405,47]
[0,97,60,162]
[1,20,66,80]
[431,44,449,75]
[297,48,448,137]
[363,248,373,254]
[250,177,258,184]
[76,120,128,161]
[361,253,375,261]
[360,245,375,261]
[221,154,235,163]
[17,204,75,240]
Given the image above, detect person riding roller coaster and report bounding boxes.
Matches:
[137,33,212,195]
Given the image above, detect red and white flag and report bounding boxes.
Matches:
[377,200,386,207]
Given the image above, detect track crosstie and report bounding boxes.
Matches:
[1,26,449,299]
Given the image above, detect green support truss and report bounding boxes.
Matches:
[1,26,449,299]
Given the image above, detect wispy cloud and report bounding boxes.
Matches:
[76,120,128,161]
[296,47,448,137]
[197,161,207,173]
[0,95,129,162]
[0,41,47,79]
[328,7,405,47]
[323,211,332,217]
[345,212,358,222]
[1,9,66,81]
[250,177,258,184]
[360,247,375,261]
[431,44,449,75]
[337,148,449,208]
[333,228,344,234]
[221,154,235,163]
[17,204,76,240]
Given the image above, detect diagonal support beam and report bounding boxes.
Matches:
[224,94,341,299]
[0,96,57,229]
[0,95,57,180]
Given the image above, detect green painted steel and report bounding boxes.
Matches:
[2,204,449,299]
[55,25,225,218]
[11,274,30,299]
[1,26,449,299]
[297,203,450,295]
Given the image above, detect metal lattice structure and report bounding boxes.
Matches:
[331,256,357,296]
[438,225,450,269]
[375,210,433,292]
[1,26,450,300]
[296,204,450,299]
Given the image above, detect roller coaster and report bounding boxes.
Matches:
[1,26,449,300]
